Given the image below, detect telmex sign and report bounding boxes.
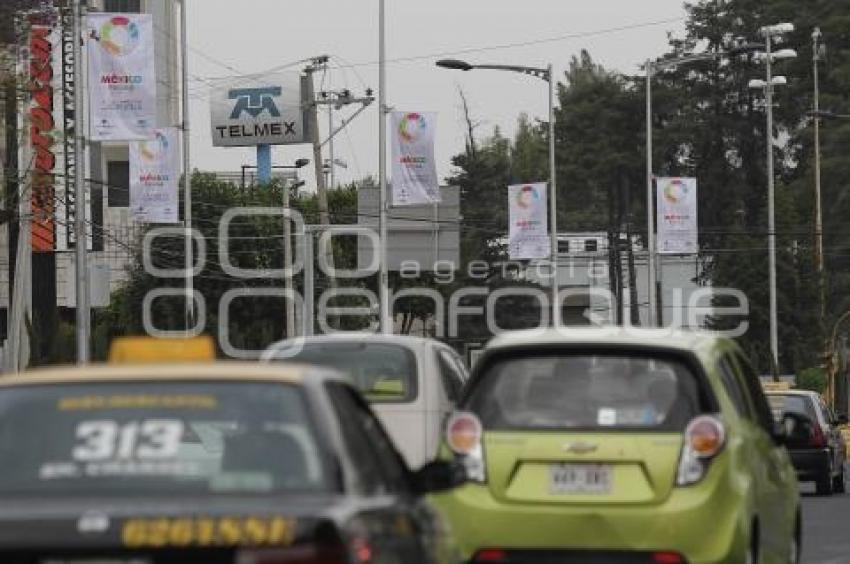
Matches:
[210,74,306,147]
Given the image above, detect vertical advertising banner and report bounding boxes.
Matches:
[130,128,179,224]
[59,4,77,250]
[657,177,698,254]
[87,13,156,141]
[508,183,549,260]
[390,111,441,206]
[29,24,59,252]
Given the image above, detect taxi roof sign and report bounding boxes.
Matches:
[762,381,793,392]
[109,336,216,364]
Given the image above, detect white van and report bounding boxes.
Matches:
[262,334,469,469]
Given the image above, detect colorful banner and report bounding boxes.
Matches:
[130,128,179,223]
[29,24,59,252]
[390,111,441,206]
[656,177,698,254]
[508,183,549,260]
[87,13,156,141]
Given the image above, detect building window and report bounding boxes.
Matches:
[107,161,130,208]
[584,239,598,252]
[104,0,142,13]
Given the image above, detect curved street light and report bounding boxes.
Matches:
[436,58,560,327]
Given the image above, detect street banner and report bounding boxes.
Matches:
[130,128,179,223]
[210,74,305,147]
[390,111,441,206]
[508,183,549,260]
[657,177,698,254]
[87,13,156,141]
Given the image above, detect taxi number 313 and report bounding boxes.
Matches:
[72,420,184,461]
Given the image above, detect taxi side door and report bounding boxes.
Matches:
[326,383,455,563]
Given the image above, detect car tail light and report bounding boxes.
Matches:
[472,548,507,562]
[446,411,486,483]
[237,544,352,564]
[653,551,686,563]
[809,422,827,448]
[676,415,725,486]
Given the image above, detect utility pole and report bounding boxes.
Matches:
[283,180,296,337]
[645,59,657,326]
[73,0,89,362]
[328,103,335,189]
[378,0,390,334]
[765,32,779,371]
[180,0,193,331]
[813,27,827,368]
[304,57,336,300]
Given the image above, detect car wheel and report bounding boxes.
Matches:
[816,470,833,496]
[832,464,846,493]
[746,525,760,564]
[787,517,801,564]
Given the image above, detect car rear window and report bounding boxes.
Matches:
[465,352,708,431]
[767,394,816,422]
[269,342,418,403]
[0,381,335,497]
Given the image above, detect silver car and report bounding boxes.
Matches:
[263,334,469,468]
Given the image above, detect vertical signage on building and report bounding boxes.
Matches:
[656,177,698,254]
[29,25,57,252]
[59,3,77,249]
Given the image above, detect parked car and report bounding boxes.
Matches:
[766,389,847,495]
[0,362,464,563]
[432,327,803,563]
[263,334,469,469]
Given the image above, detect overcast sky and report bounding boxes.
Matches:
[185,0,687,190]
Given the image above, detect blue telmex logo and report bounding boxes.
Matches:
[228,87,282,119]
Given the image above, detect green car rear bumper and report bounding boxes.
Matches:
[431,472,752,563]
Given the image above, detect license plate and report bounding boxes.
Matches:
[549,463,612,494]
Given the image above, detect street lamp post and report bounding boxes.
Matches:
[644,45,762,327]
[749,22,796,372]
[436,59,560,327]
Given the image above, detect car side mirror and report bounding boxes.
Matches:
[775,411,813,445]
[411,460,466,495]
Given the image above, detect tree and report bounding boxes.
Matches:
[650,0,831,373]
[93,173,367,359]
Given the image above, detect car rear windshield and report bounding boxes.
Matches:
[767,394,816,422]
[270,342,417,402]
[466,352,708,431]
[0,381,335,497]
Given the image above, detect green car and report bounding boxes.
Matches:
[432,328,803,563]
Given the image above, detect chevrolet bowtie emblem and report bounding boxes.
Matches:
[563,441,598,454]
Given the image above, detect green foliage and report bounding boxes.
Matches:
[448,0,848,373]
[92,173,367,359]
[796,367,827,393]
